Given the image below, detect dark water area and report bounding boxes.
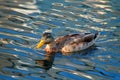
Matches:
[0,0,120,80]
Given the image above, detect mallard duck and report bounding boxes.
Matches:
[35,31,99,54]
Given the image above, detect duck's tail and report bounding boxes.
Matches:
[94,32,100,41]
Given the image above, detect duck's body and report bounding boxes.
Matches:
[36,32,99,54]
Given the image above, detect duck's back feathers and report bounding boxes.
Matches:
[56,32,99,53]
[55,32,98,43]
[44,32,99,53]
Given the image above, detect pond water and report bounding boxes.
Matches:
[0,0,120,80]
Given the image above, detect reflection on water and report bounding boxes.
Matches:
[0,0,120,80]
[35,52,55,70]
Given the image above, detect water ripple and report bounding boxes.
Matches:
[0,0,120,80]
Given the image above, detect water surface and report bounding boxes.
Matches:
[0,0,120,80]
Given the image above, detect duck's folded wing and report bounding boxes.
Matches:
[61,33,98,53]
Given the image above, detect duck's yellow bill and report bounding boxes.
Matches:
[35,40,45,49]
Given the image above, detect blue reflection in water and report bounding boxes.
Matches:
[58,71,89,80]
[0,0,120,80]
[0,75,17,80]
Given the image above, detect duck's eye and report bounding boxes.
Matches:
[46,33,52,38]
[47,34,50,37]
